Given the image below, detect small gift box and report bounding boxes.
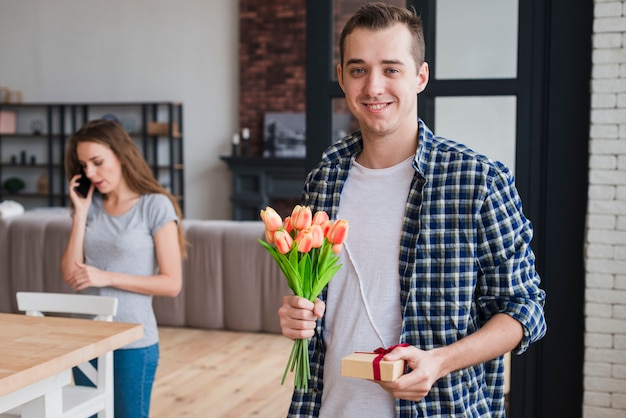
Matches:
[341,344,409,382]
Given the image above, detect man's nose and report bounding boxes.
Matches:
[364,72,385,97]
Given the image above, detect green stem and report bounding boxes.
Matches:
[281,339,299,385]
[281,338,311,391]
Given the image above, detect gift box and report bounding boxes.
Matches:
[341,352,406,382]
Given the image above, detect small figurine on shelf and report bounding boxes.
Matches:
[241,127,250,156]
[31,120,43,135]
[232,133,240,156]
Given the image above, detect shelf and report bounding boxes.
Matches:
[0,133,63,138]
[0,102,185,213]
[0,192,58,199]
[0,164,59,169]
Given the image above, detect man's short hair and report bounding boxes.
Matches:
[339,2,425,68]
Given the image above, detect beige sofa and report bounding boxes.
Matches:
[0,209,290,334]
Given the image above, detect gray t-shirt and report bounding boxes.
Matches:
[83,193,178,349]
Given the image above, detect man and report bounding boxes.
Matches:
[278,3,546,417]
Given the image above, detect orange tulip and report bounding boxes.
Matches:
[295,229,313,253]
[283,216,294,234]
[260,206,283,232]
[274,230,294,254]
[309,224,324,248]
[319,219,332,236]
[265,227,275,244]
[332,243,343,254]
[312,210,329,226]
[290,205,312,231]
[327,219,349,245]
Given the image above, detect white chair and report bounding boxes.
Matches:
[1,292,118,418]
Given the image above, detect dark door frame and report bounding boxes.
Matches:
[305,1,591,417]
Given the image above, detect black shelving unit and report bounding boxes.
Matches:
[0,102,184,213]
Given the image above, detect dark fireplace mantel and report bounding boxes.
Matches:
[221,156,306,220]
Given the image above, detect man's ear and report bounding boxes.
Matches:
[337,63,346,93]
[416,62,429,94]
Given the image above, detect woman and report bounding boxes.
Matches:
[61,119,186,418]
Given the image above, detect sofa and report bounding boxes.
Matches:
[0,208,290,334]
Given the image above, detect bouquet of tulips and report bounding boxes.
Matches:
[259,205,349,390]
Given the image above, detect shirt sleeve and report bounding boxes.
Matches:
[475,165,547,354]
[145,193,178,236]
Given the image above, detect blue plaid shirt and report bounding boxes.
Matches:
[288,120,547,417]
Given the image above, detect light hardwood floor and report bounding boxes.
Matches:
[151,326,295,418]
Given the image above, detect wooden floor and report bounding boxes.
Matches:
[151,326,294,418]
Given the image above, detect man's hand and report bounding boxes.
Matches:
[376,345,444,402]
[278,295,325,340]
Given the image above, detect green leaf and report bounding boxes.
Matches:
[259,239,304,296]
[298,253,312,299]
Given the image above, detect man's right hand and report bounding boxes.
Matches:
[278,295,325,340]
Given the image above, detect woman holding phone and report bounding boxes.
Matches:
[61,119,187,418]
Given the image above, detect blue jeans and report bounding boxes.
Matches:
[73,343,159,418]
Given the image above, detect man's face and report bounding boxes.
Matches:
[337,23,429,139]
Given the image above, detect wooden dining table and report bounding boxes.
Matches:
[0,312,143,417]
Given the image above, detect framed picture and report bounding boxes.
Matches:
[263,112,306,158]
[262,111,354,158]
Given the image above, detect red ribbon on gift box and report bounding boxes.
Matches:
[359,343,410,381]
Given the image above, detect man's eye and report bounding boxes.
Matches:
[351,68,366,75]
[386,68,399,74]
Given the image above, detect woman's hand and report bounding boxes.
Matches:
[278,295,325,340]
[65,261,110,291]
[68,173,94,214]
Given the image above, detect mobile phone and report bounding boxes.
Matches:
[74,168,92,198]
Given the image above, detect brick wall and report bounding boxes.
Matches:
[238,0,306,156]
[585,1,626,416]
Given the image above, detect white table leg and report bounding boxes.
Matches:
[21,386,63,418]
[0,369,70,417]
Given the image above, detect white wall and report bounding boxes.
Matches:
[586,1,626,417]
[0,0,239,219]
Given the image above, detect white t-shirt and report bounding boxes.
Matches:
[319,156,415,418]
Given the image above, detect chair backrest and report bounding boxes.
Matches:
[14,291,119,417]
[16,291,118,321]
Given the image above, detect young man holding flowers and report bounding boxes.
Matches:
[278,2,546,418]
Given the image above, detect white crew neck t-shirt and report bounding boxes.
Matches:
[319,155,415,418]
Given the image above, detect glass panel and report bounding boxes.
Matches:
[332,0,406,79]
[433,96,517,172]
[435,0,518,79]
[332,97,358,143]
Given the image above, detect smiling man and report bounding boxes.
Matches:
[278,3,547,417]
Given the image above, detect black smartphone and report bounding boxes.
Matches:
[74,168,92,198]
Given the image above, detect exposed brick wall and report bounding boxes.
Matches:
[585,2,626,416]
[238,0,306,156]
